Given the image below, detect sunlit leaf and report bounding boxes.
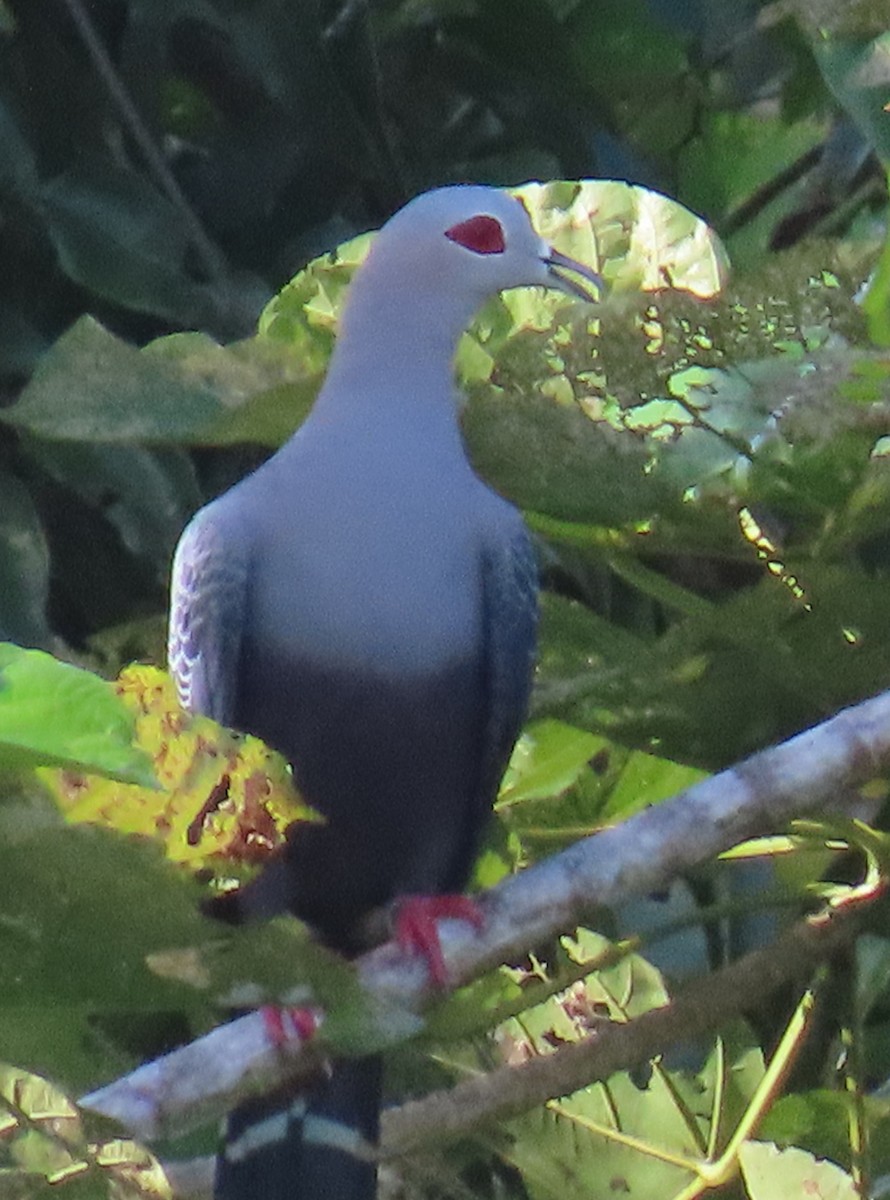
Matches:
[499,941,763,1200]
[498,719,600,808]
[0,1063,172,1198]
[42,665,313,873]
[739,1140,856,1200]
[262,180,727,374]
[0,645,155,786]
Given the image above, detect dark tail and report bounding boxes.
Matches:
[215,1055,382,1199]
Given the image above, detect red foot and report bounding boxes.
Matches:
[261,1005,321,1048]
[394,894,485,987]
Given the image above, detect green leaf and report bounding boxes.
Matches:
[24,440,201,573]
[0,795,410,1092]
[0,471,51,647]
[0,301,50,379]
[678,110,825,251]
[39,165,220,326]
[7,318,316,447]
[537,541,890,769]
[259,230,371,350]
[739,1141,856,1200]
[758,1090,856,1174]
[499,719,600,807]
[262,181,727,365]
[0,1063,172,1198]
[0,645,156,786]
[862,173,890,346]
[0,813,206,1086]
[503,963,763,1200]
[8,319,221,443]
[0,96,37,195]
[598,750,706,823]
[463,377,654,526]
[148,909,419,1059]
[568,0,688,101]
[813,33,890,169]
[510,179,726,300]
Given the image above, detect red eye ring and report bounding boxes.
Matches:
[444,214,506,255]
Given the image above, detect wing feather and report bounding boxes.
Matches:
[478,524,539,813]
[167,505,248,725]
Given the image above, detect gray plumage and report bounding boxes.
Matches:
[167,184,599,1199]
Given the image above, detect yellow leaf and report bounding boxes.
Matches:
[42,665,315,876]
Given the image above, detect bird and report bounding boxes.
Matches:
[167,184,601,1200]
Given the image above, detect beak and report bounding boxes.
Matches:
[544,248,604,302]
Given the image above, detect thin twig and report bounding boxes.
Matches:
[59,0,229,286]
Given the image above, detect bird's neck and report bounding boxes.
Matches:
[313,264,482,433]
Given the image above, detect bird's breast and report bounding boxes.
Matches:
[245,486,486,677]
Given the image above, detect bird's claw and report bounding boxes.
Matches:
[394,894,485,987]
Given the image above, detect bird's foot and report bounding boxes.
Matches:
[394,894,485,987]
[261,1005,322,1048]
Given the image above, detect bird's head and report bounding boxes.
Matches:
[366,185,602,305]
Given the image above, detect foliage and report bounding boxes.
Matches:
[44,664,312,871]
[4,2,890,1198]
[0,1063,171,1199]
[0,0,881,656]
[0,644,155,784]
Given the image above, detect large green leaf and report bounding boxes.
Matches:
[813,32,890,169]
[25,440,201,575]
[7,319,317,447]
[38,165,245,330]
[0,814,204,1087]
[261,180,728,356]
[739,1141,856,1200]
[0,645,156,786]
[501,933,764,1199]
[0,800,403,1093]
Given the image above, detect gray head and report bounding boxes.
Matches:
[358,185,601,305]
[319,185,601,408]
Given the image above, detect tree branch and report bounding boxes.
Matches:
[151,890,876,1199]
[80,688,890,1143]
[383,892,872,1155]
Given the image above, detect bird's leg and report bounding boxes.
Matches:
[261,1005,322,1048]
[394,895,485,987]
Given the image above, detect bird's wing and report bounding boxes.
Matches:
[167,505,248,725]
[478,523,539,812]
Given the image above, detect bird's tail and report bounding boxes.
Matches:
[215,1055,382,1199]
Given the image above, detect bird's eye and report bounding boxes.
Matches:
[444,215,506,255]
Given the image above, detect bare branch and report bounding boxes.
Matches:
[383,894,870,1155]
[81,1007,326,1141]
[152,892,875,1199]
[81,688,890,1143]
